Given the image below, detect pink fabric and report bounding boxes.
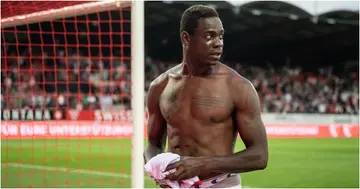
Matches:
[144,152,201,188]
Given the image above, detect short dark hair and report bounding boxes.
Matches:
[180,5,219,36]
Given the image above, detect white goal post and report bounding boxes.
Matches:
[1,0,145,188]
[131,1,145,188]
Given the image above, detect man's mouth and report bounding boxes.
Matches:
[209,52,222,59]
[210,52,222,56]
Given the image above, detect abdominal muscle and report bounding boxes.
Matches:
[166,126,236,180]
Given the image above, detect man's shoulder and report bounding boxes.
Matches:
[218,63,257,101]
[219,63,259,108]
[218,63,253,89]
[149,64,181,92]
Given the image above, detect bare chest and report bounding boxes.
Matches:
[159,77,233,124]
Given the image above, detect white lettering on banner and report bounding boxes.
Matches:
[69,110,79,120]
[1,123,134,137]
[328,124,356,138]
[1,121,358,138]
[3,110,10,120]
[68,126,78,136]
[54,110,63,120]
[342,124,353,138]
[92,126,101,136]
[21,109,27,120]
[2,109,52,121]
[103,126,112,135]
[94,110,132,121]
[19,125,47,136]
[103,112,113,121]
[26,110,34,120]
[94,111,101,120]
[49,126,62,136]
[113,125,133,135]
[35,110,42,120]
[44,110,51,120]
[329,124,338,138]
[48,124,133,136]
[12,110,19,120]
[266,126,319,136]
[1,125,19,136]
[20,125,29,136]
[34,125,46,135]
[262,113,358,124]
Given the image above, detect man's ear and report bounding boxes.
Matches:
[181,31,190,46]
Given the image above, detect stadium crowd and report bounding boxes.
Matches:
[146,58,359,114]
[1,47,359,114]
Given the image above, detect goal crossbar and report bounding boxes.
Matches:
[1,0,131,28]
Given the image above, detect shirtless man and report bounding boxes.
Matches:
[144,5,268,188]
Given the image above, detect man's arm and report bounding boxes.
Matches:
[143,74,168,163]
[205,76,268,173]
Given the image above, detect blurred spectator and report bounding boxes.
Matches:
[1,46,359,114]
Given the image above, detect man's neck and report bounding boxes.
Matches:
[181,61,218,77]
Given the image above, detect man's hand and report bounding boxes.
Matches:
[163,156,207,181]
[154,179,171,189]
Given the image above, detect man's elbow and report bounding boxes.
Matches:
[257,150,268,170]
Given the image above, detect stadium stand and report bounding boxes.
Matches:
[2,48,358,114]
[145,59,358,114]
[2,1,358,116]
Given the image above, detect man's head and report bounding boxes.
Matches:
[180,5,224,66]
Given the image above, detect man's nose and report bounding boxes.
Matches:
[213,38,223,48]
